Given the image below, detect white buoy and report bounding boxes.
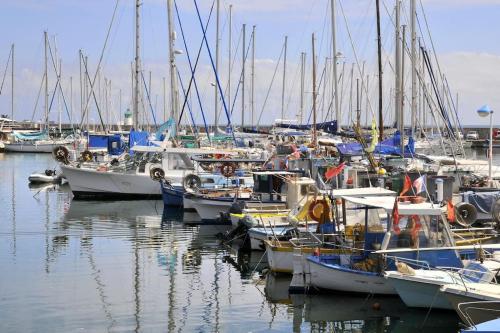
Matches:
[436,178,444,202]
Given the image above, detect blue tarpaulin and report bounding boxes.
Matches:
[337,131,415,156]
[129,130,151,149]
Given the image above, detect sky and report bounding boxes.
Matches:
[0,0,500,128]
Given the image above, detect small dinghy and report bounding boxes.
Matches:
[28,169,62,184]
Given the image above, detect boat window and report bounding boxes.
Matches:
[202,178,215,184]
[168,153,192,170]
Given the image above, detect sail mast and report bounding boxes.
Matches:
[241,24,246,128]
[214,0,220,131]
[376,0,383,140]
[312,33,317,148]
[281,35,287,121]
[251,25,256,128]
[395,1,401,131]
[134,0,140,129]
[410,0,417,137]
[167,0,179,125]
[11,43,14,121]
[330,0,340,130]
[44,31,49,129]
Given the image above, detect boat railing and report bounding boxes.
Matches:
[457,301,500,329]
[384,255,432,270]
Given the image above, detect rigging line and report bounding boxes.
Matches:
[140,71,157,127]
[418,0,451,112]
[81,55,106,129]
[255,42,285,127]
[0,47,12,95]
[79,0,120,127]
[31,72,46,122]
[177,69,198,136]
[193,0,235,143]
[47,39,74,130]
[174,0,212,142]
[228,25,252,118]
[338,0,376,121]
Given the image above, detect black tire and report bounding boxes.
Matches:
[52,145,69,164]
[150,167,165,181]
[454,202,478,227]
[183,174,201,190]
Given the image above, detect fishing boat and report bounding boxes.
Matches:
[159,156,260,207]
[304,195,460,295]
[183,171,293,222]
[59,146,231,199]
[265,187,397,273]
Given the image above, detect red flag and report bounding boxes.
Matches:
[400,175,412,196]
[325,162,346,180]
[447,200,455,223]
[392,198,401,234]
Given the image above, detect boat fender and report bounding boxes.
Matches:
[491,198,500,226]
[183,174,201,190]
[454,202,477,227]
[52,145,70,164]
[220,162,237,178]
[150,167,165,181]
[308,199,330,222]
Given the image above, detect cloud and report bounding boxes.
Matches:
[439,52,500,123]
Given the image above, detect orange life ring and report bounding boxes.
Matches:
[308,199,330,222]
[220,162,237,178]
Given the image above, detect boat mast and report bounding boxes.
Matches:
[228,4,232,117]
[167,0,179,125]
[376,0,383,140]
[281,35,287,121]
[11,43,14,121]
[134,0,141,129]
[44,31,49,129]
[394,1,401,131]
[410,0,417,138]
[300,52,305,124]
[400,25,406,155]
[241,24,246,128]
[214,0,220,131]
[330,0,340,130]
[251,25,256,128]
[312,33,317,148]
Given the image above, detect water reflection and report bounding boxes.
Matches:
[264,274,460,333]
[0,153,463,332]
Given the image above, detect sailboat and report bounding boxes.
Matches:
[5,32,74,153]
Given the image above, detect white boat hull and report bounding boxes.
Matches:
[5,141,69,153]
[385,272,454,309]
[28,173,61,184]
[61,164,162,198]
[308,258,396,295]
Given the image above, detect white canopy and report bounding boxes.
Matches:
[328,187,396,199]
[341,195,444,216]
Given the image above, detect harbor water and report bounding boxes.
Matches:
[3,152,495,332]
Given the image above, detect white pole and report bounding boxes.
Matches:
[214,0,220,130]
[489,111,493,183]
[331,0,340,129]
[411,0,417,137]
[281,35,287,121]
[134,0,141,129]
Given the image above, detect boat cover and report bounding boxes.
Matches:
[336,131,415,156]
